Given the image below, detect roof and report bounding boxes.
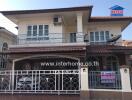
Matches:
[1,6,132,23]
[87,45,132,54]
[7,45,86,54]
[122,40,132,46]
[6,44,132,54]
[0,27,16,37]
[110,5,124,10]
[0,6,93,15]
[89,16,132,22]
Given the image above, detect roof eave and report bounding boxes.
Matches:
[89,17,132,22]
[0,6,93,15]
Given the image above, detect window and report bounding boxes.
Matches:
[0,54,8,69]
[89,31,110,42]
[39,25,43,36]
[2,42,8,51]
[90,32,94,42]
[27,26,32,36]
[100,31,104,41]
[95,32,99,41]
[106,56,119,71]
[27,25,49,40]
[44,25,49,36]
[53,17,58,22]
[105,31,110,40]
[70,33,76,43]
[33,25,37,36]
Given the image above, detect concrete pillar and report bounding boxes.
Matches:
[76,12,84,43]
[120,66,131,92]
[80,66,90,100]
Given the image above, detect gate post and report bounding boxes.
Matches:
[80,65,89,100]
[120,65,132,100]
[120,65,131,92]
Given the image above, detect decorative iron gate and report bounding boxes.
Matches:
[0,70,80,94]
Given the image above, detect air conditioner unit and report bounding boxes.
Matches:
[53,16,62,25]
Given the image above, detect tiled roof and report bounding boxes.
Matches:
[8,45,86,54]
[89,16,132,22]
[8,45,132,54]
[86,45,132,54]
[0,6,93,15]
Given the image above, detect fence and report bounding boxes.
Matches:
[130,72,132,89]
[0,70,80,94]
[89,71,122,89]
[0,70,125,94]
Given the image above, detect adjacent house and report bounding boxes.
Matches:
[0,27,16,51]
[0,27,16,69]
[0,6,132,100]
[123,40,132,46]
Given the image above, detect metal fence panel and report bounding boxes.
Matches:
[0,70,80,94]
[88,71,121,89]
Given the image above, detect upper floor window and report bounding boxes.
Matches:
[90,31,110,42]
[27,25,49,40]
[70,33,76,43]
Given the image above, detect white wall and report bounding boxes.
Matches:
[0,32,16,51]
[17,15,124,45]
[18,15,63,43]
[83,22,122,44]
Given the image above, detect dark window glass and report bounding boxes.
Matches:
[105,31,110,40]
[100,31,104,41]
[39,25,43,36]
[70,33,76,43]
[54,17,58,22]
[44,25,49,35]
[90,32,94,41]
[95,32,99,41]
[27,26,32,36]
[33,25,37,36]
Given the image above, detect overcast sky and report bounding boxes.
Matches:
[0,0,132,40]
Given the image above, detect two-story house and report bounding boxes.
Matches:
[0,6,132,100]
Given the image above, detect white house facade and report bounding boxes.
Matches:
[0,6,132,100]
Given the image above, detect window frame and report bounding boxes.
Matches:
[27,24,49,40]
[89,31,110,43]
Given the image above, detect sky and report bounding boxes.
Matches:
[0,0,132,40]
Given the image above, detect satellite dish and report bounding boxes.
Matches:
[107,35,121,43]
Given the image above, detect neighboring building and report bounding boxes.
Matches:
[0,6,132,100]
[122,40,132,70]
[0,27,16,51]
[122,40,132,46]
[0,27,16,69]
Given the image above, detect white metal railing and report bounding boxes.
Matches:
[17,33,84,45]
[0,70,80,94]
[15,33,122,46]
[88,71,122,89]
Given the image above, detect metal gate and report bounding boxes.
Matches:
[0,70,80,94]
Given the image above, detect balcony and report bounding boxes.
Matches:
[10,33,122,47]
[10,33,85,47]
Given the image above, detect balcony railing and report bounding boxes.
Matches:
[13,33,122,46]
[16,33,84,45]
